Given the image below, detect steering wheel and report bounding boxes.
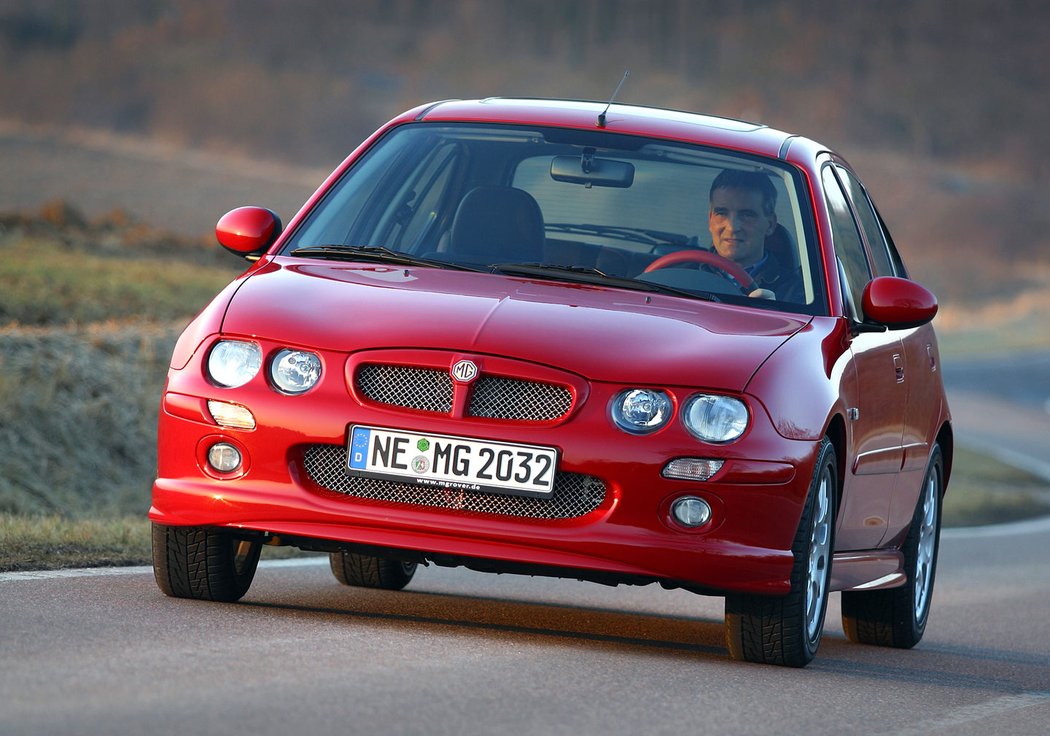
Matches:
[643,249,757,293]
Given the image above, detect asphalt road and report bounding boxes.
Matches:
[942,351,1050,480]
[2,514,1049,736]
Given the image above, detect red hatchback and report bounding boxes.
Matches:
[151,98,951,667]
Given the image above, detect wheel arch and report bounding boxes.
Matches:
[824,412,848,513]
[935,421,954,494]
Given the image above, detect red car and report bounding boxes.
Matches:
[151,98,951,667]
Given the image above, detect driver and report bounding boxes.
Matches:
[707,169,804,302]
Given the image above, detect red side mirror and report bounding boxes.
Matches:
[862,276,938,329]
[216,206,282,259]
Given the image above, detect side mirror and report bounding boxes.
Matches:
[862,276,938,329]
[216,206,282,260]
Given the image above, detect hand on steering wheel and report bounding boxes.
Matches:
[642,249,758,293]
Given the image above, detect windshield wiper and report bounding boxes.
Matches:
[289,244,484,271]
[545,223,690,248]
[490,262,720,302]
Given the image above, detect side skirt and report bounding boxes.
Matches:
[830,550,906,591]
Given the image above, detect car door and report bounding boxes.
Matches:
[836,166,943,543]
[822,164,905,550]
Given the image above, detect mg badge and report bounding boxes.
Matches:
[451,359,479,383]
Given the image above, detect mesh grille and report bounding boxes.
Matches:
[303,444,606,520]
[356,364,453,413]
[470,376,573,421]
[355,362,573,422]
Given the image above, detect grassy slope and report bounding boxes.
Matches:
[0,204,1047,572]
[0,206,239,521]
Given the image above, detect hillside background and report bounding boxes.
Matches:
[2,0,1049,312]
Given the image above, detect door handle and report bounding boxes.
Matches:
[893,354,905,383]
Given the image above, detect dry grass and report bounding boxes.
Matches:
[0,514,151,571]
[0,238,235,325]
[944,447,1050,527]
[0,204,226,517]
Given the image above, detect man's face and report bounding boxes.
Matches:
[708,186,777,268]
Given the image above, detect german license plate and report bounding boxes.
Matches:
[347,426,559,498]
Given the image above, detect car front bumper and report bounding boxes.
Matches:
[151,340,823,596]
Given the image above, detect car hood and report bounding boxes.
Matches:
[221,259,811,390]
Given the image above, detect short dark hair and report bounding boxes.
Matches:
[709,169,777,216]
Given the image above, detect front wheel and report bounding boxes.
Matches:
[330,551,417,590]
[842,445,943,648]
[725,438,837,667]
[152,523,262,602]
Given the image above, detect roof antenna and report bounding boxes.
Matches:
[597,70,629,128]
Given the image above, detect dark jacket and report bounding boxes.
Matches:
[748,250,805,304]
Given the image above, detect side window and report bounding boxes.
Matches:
[821,166,871,319]
[836,166,896,277]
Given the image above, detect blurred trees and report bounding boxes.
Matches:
[2,0,1047,178]
[2,0,1048,297]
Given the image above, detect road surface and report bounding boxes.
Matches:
[2,514,1049,736]
[942,351,1050,480]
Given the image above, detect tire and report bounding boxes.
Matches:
[725,438,837,667]
[151,523,262,603]
[842,445,943,648]
[329,551,417,591]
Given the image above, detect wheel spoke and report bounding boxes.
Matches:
[805,474,832,641]
[913,471,939,618]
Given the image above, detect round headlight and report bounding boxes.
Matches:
[270,349,322,394]
[611,389,672,434]
[682,394,749,443]
[207,340,262,388]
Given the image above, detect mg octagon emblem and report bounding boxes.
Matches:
[451,359,479,383]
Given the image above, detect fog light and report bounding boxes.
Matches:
[671,496,712,528]
[207,443,242,473]
[208,400,256,430]
[662,458,724,481]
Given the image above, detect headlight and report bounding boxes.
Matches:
[682,394,749,443]
[270,349,322,394]
[207,340,262,388]
[610,389,672,434]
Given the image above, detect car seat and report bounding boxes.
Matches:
[447,186,545,265]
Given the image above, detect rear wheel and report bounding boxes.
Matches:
[842,445,943,648]
[152,523,262,602]
[330,551,417,590]
[725,438,837,667]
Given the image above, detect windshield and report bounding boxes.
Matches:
[281,123,825,314]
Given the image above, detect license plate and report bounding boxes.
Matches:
[347,426,559,498]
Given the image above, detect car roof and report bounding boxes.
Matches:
[405,97,809,161]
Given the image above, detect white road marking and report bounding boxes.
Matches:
[877,691,1050,736]
[942,513,1050,539]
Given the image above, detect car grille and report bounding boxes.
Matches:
[469,375,572,421]
[303,444,606,520]
[355,363,573,422]
[356,364,454,413]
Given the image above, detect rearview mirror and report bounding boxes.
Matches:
[551,153,634,188]
[862,276,938,329]
[216,206,282,260]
